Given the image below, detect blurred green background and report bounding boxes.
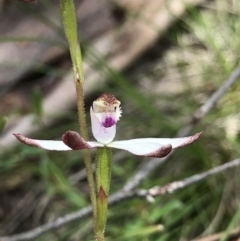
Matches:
[0,0,240,240]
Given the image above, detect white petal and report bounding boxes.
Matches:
[90,107,116,144]
[108,140,172,157]
[14,134,72,151]
[14,133,103,151]
[135,132,202,149]
[88,141,104,147]
[108,132,201,157]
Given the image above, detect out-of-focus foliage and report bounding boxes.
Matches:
[0,116,7,133]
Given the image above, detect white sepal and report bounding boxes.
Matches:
[108,132,201,157]
[14,134,72,151]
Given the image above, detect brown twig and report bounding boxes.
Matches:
[122,65,240,192]
[136,158,240,199]
[1,158,240,241]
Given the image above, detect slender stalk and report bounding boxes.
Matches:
[75,79,97,222]
[96,147,112,241]
[59,0,97,222]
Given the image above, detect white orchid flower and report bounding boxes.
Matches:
[14,93,201,158]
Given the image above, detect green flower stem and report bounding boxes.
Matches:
[96,147,112,241]
[59,0,97,222]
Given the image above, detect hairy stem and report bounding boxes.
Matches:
[96,147,112,241]
[59,0,97,222]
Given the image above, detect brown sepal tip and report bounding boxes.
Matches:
[13,133,41,148]
[145,144,172,158]
[177,132,203,148]
[62,131,91,150]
